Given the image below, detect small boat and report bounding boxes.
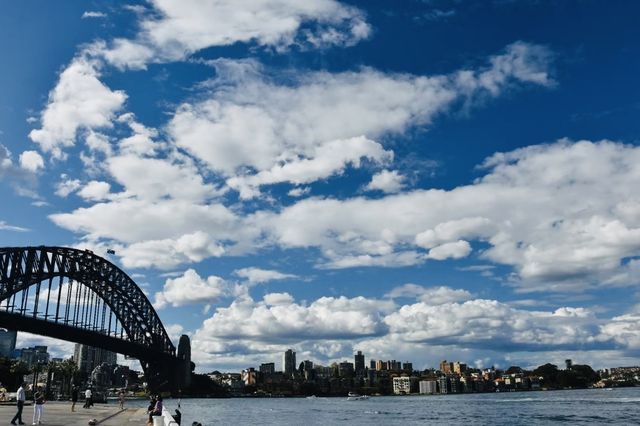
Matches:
[347,392,369,401]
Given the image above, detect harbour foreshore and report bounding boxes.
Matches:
[0,401,148,426]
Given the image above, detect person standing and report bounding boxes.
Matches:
[10,382,25,425]
[83,388,92,408]
[71,386,78,412]
[118,389,125,410]
[32,386,45,425]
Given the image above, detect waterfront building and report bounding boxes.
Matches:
[393,376,411,395]
[419,380,437,394]
[355,351,365,375]
[242,368,257,386]
[339,361,354,377]
[530,377,541,389]
[73,344,117,376]
[218,373,244,393]
[450,376,461,393]
[473,378,487,392]
[460,375,474,393]
[0,328,17,358]
[438,376,450,394]
[283,349,296,377]
[482,367,496,380]
[260,362,275,374]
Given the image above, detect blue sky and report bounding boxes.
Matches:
[1,0,640,372]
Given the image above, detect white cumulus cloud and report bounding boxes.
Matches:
[365,170,405,193]
[19,150,44,172]
[154,268,227,309]
[29,55,127,158]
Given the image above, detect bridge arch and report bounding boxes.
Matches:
[0,246,189,391]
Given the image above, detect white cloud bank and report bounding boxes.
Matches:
[99,0,371,70]
[51,138,640,292]
[170,42,552,198]
[261,140,640,291]
[189,287,639,371]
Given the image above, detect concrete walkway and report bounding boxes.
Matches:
[0,402,148,426]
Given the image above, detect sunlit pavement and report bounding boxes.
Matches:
[0,402,148,426]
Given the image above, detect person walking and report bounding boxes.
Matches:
[10,382,26,425]
[71,385,78,412]
[32,386,45,425]
[83,387,92,408]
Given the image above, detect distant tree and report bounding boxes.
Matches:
[506,366,524,375]
[0,357,12,387]
[9,360,29,389]
[533,363,559,388]
[560,364,599,388]
[189,373,228,397]
[532,363,598,389]
[49,359,77,396]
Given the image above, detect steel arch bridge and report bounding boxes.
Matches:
[0,246,192,392]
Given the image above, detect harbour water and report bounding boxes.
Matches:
[134,387,640,425]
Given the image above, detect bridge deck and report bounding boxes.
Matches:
[0,402,147,426]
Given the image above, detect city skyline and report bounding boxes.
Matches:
[1,1,640,373]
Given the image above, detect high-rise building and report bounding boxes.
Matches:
[450,376,461,393]
[453,362,467,374]
[354,351,365,375]
[375,360,386,371]
[402,362,413,372]
[370,360,376,370]
[439,360,453,374]
[74,344,117,376]
[338,362,354,377]
[260,362,275,374]
[283,349,296,377]
[302,360,314,372]
[387,360,401,371]
[0,329,17,358]
[19,346,49,367]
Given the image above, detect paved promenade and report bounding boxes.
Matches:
[0,402,148,426]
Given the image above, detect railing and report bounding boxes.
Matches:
[159,406,179,425]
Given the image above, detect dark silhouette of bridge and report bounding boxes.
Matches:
[0,246,192,393]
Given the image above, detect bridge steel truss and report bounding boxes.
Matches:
[0,246,190,392]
